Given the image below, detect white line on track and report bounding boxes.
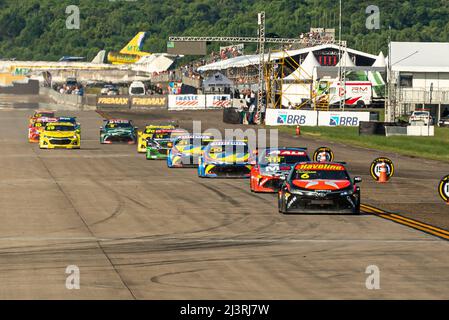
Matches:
[0,237,440,243]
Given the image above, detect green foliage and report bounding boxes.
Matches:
[0,0,447,60]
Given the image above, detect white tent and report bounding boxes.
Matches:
[372,51,386,67]
[284,52,320,80]
[336,51,355,67]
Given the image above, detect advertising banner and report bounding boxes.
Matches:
[206,95,231,108]
[96,96,130,108]
[131,96,167,108]
[318,111,371,126]
[265,109,318,126]
[168,94,207,110]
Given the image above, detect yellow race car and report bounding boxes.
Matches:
[137,124,177,153]
[39,122,81,149]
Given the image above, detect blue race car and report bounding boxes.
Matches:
[167,134,215,168]
[58,117,81,133]
[198,140,255,178]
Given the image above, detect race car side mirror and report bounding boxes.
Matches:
[353,176,362,184]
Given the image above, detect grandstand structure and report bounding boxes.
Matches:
[168,12,347,122]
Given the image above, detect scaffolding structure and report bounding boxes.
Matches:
[264,50,331,111]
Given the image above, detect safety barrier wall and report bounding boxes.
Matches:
[40,87,83,106]
[265,108,371,127]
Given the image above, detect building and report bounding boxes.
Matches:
[389,41,449,122]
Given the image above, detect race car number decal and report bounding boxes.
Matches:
[313,147,334,162]
[370,157,394,181]
[300,173,310,179]
[438,175,449,203]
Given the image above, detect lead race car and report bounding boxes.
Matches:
[250,147,310,192]
[198,140,255,178]
[100,119,137,144]
[146,128,185,160]
[167,134,215,168]
[278,162,362,214]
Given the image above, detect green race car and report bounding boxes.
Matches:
[100,119,137,144]
[146,129,185,160]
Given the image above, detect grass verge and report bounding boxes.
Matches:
[277,125,449,163]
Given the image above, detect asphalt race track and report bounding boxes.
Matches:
[1,106,449,299]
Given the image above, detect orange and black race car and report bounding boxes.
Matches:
[278,162,362,214]
[250,148,310,193]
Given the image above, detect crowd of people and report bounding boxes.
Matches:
[54,83,84,96]
[234,89,267,125]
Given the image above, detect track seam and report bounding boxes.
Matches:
[30,146,137,299]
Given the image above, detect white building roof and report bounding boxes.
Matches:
[390,42,449,73]
[284,51,320,80]
[197,44,378,72]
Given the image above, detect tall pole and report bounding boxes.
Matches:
[338,0,342,110]
[257,12,265,124]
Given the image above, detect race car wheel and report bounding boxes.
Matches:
[353,194,361,214]
[278,191,287,214]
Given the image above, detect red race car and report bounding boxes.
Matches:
[250,147,310,193]
[29,110,55,127]
[28,117,58,143]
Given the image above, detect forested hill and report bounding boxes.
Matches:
[0,0,448,61]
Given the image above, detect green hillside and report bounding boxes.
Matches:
[0,0,448,61]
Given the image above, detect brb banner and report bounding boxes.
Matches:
[265,109,318,126]
[265,109,371,126]
[318,111,370,126]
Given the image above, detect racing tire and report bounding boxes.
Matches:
[278,192,287,214]
[352,193,361,214]
[356,100,366,108]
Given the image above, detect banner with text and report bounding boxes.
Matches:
[168,95,205,110]
[131,96,167,109]
[206,95,231,109]
[265,109,318,126]
[318,111,371,126]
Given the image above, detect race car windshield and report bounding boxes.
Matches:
[106,123,132,129]
[259,152,309,165]
[208,145,249,155]
[35,112,54,118]
[150,132,171,140]
[46,125,75,131]
[294,170,349,180]
[176,139,212,147]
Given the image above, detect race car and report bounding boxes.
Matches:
[146,129,185,160]
[278,162,361,214]
[137,122,179,153]
[167,134,214,168]
[198,140,255,178]
[29,110,55,126]
[39,122,81,149]
[28,117,58,143]
[58,117,81,133]
[100,119,137,144]
[250,147,310,192]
